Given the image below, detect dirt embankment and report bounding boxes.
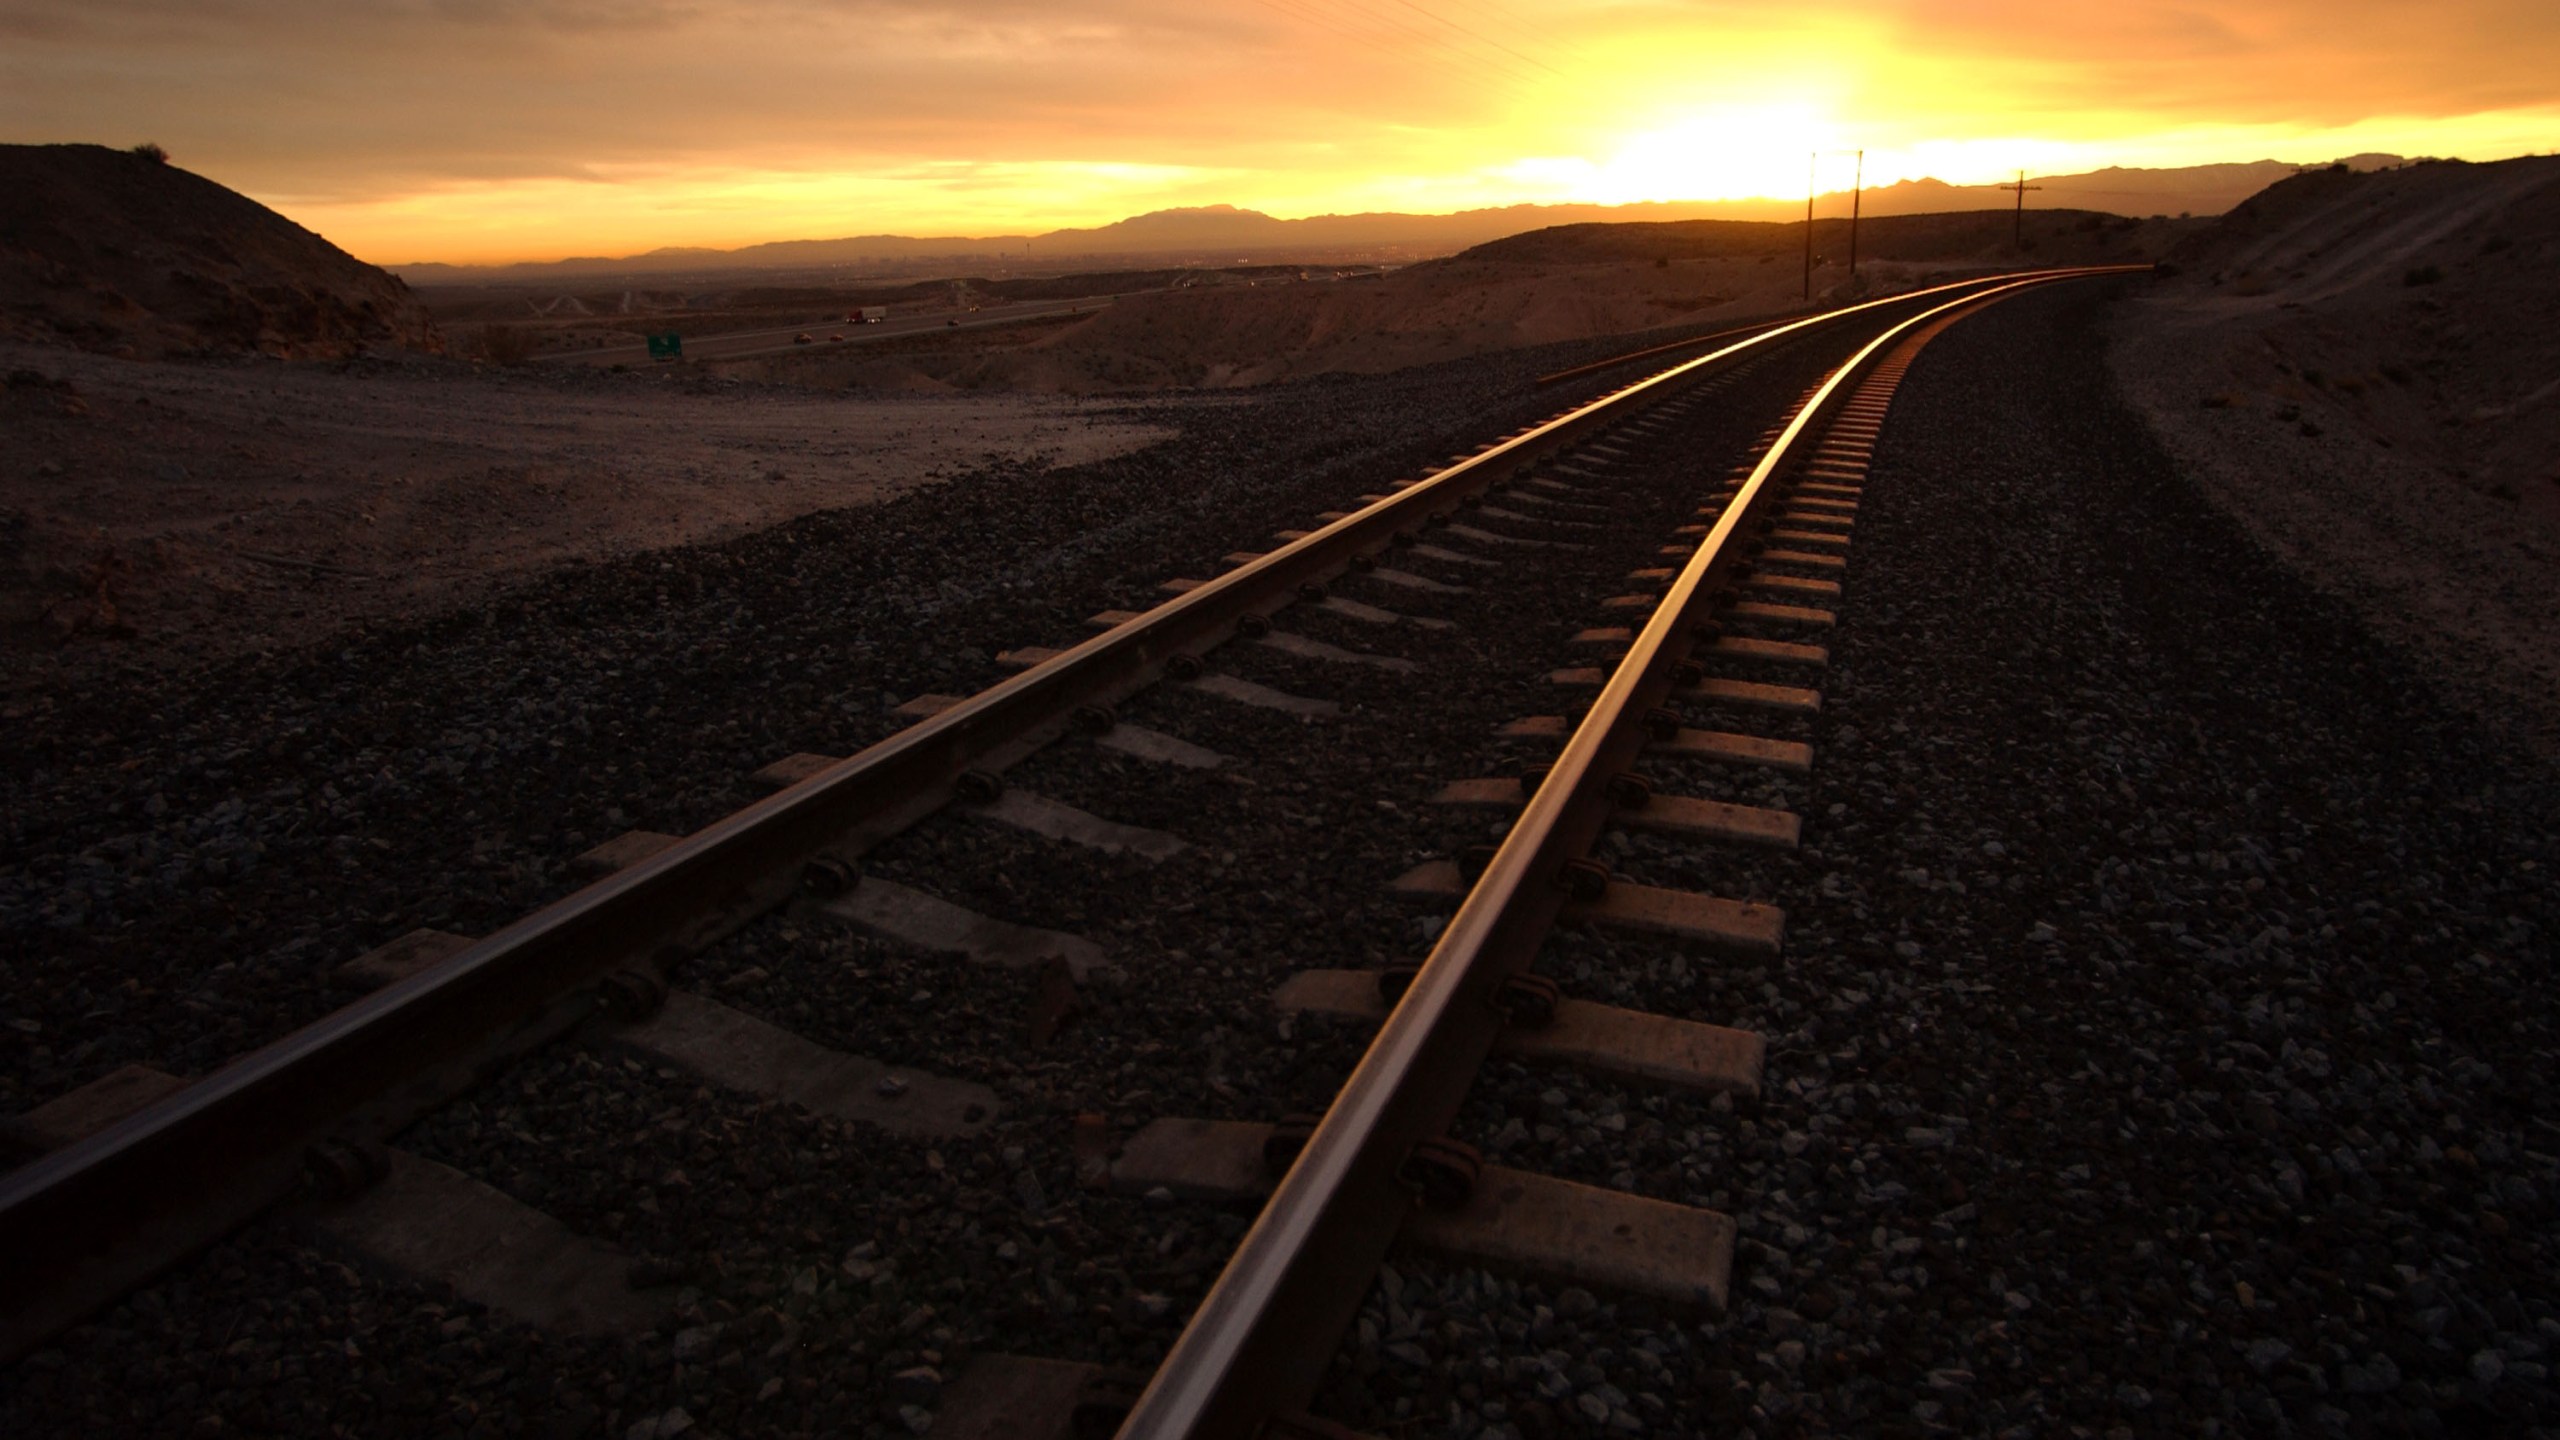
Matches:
[2112,155,2560,758]
[0,143,440,360]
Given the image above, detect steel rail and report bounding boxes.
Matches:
[1113,264,2151,1439]
[0,266,2106,1361]
[1532,310,1814,387]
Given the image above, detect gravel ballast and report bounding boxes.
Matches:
[1310,278,2559,1438]
[14,276,2548,1438]
[1,319,1862,1436]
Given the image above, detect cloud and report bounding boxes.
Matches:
[4,0,2554,260]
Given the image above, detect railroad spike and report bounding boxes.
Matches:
[1558,858,1611,901]
[1497,973,1562,1029]
[597,967,668,1022]
[302,1139,388,1201]
[800,853,860,898]
[1400,1136,1483,1211]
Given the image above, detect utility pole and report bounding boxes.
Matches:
[1998,169,2043,248]
[1847,149,1863,280]
[1802,151,1815,302]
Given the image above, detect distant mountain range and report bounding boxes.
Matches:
[390,156,2403,286]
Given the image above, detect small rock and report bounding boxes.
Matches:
[625,1409,693,1440]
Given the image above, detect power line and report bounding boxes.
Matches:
[1380,0,1568,79]
[1317,0,1552,89]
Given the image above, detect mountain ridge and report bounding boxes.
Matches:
[392,156,2403,284]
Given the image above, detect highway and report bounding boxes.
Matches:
[541,294,1124,366]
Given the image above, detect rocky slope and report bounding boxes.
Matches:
[0,144,440,359]
[2111,154,2560,758]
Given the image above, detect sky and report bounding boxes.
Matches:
[4,0,2556,264]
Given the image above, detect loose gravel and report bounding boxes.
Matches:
[1310,278,2560,1438]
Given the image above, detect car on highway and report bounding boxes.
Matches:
[829,333,844,342]
[793,333,813,345]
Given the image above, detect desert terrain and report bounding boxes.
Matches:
[0,347,1167,697]
[2111,156,2560,757]
[6,141,2193,699]
[431,205,2188,393]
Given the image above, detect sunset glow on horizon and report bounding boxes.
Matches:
[4,0,2555,265]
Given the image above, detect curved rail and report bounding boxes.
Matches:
[1113,264,2150,1438]
[0,265,2137,1361]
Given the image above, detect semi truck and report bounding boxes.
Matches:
[847,306,888,323]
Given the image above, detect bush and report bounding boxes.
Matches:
[477,323,538,365]
[130,142,168,164]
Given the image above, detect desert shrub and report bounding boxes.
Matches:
[2403,265,2443,287]
[130,142,168,163]
[477,323,538,365]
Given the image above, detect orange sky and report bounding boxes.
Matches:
[4,0,2555,264]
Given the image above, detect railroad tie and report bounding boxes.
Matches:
[1396,542,1499,569]
[1256,630,1417,673]
[1429,775,1800,848]
[1317,594,1457,630]
[1271,969,1764,1102]
[1544,667,1822,715]
[1103,1118,1734,1311]
[1390,858,1785,956]
[335,930,1000,1138]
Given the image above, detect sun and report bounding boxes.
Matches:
[1505,103,1851,206]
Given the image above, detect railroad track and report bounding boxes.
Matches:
[1,265,2145,1437]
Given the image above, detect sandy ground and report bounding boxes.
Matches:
[0,345,1167,697]
[2109,157,2560,761]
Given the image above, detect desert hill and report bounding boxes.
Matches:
[1458,206,2166,266]
[0,143,439,359]
[2113,154,2560,754]
[735,206,2194,393]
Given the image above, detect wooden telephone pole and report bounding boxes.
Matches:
[1998,169,2043,247]
[1847,149,1863,279]
[1802,152,1816,301]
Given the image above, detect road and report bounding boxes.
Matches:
[541,294,1125,366]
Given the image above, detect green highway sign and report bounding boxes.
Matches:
[646,331,682,361]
